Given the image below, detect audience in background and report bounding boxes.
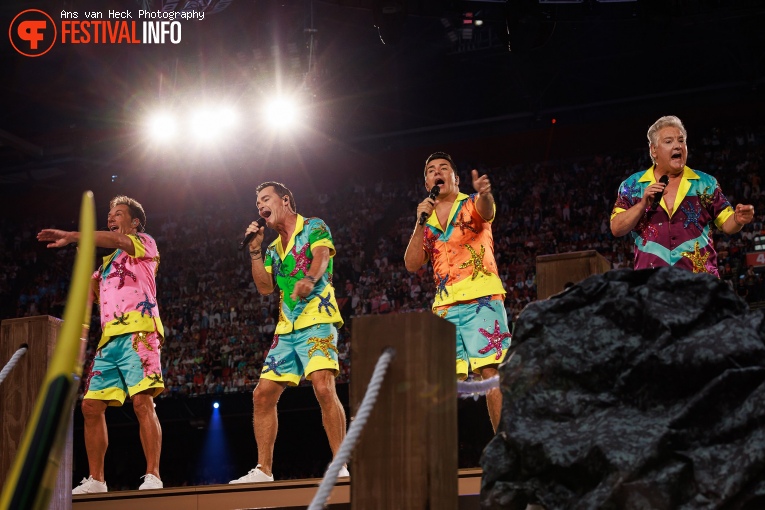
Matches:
[2,124,764,398]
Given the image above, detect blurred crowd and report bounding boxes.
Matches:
[2,123,764,397]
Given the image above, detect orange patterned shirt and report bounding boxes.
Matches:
[422,193,506,308]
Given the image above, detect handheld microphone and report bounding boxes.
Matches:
[651,175,670,211]
[239,218,267,251]
[418,185,440,226]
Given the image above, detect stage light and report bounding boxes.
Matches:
[218,107,238,128]
[147,113,177,140]
[190,111,213,139]
[200,399,229,481]
[263,97,299,129]
[190,106,238,140]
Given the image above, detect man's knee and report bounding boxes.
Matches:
[252,381,282,410]
[480,365,499,379]
[311,372,337,403]
[252,387,268,409]
[132,394,156,418]
[81,399,107,420]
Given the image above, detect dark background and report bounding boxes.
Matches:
[71,385,497,488]
[2,0,764,208]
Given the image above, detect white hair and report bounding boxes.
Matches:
[647,115,687,164]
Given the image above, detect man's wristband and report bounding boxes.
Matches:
[305,275,318,284]
[250,250,262,260]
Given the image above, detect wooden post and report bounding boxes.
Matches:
[536,250,612,299]
[350,313,457,510]
[0,316,72,510]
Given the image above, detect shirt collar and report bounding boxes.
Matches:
[425,193,470,230]
[270,214,304,258]
[638,165,698,183]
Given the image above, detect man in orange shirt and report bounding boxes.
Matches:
[404,152,511,432]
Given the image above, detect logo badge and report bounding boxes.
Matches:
[9,9,57,57]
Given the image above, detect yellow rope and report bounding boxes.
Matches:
[1,191,95,510]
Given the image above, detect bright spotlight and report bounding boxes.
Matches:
[190,110,217,140]
[219,107,238,128]
[213,402,220,409]
[147,113,177,141]
[263,97,299,129]
[190,106,239,140]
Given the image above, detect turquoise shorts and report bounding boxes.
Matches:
[439,297,512,380]
[84,331,164,406]
[261,323,339,386]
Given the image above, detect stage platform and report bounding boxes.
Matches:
[72,467,482,509]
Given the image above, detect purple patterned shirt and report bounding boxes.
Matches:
[611,166,735,277]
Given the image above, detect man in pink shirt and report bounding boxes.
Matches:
[38,195,165,493]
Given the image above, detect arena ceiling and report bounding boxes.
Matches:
[0,0,763,185]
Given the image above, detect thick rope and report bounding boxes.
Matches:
[0,347,28,386]
[457,375,499,400]
[308,347,396,510]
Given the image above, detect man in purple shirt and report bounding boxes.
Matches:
[611,116,754,275]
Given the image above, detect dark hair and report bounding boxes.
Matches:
[109,195,147,232]
[255,181,296,212]
[424,151,457,178]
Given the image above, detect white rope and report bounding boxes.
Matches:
[457,375,499,400]
[0,346,28,386]
[308,347,396,510]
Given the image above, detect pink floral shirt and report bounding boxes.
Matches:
[91,233,164,348]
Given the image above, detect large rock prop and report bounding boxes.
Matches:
[482,267,765,509]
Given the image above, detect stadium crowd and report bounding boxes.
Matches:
[2,123,764,398]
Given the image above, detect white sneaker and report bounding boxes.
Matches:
[338,466,350,477]
[138,473,163,490]
[229,464,274,484]
[72,476,107,494]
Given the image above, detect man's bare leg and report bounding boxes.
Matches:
[311,370,346,456]
[252,378,287,475]
[81,399,109,482]
[133,391,162,478]
[480,366,502,433]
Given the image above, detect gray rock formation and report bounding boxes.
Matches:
[481,267,765,510]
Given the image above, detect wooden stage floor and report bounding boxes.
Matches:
[72,468,482,509]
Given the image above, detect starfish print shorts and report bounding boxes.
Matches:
[436,296,511,380]
[261,323,340,386]
[84,331,164,406]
